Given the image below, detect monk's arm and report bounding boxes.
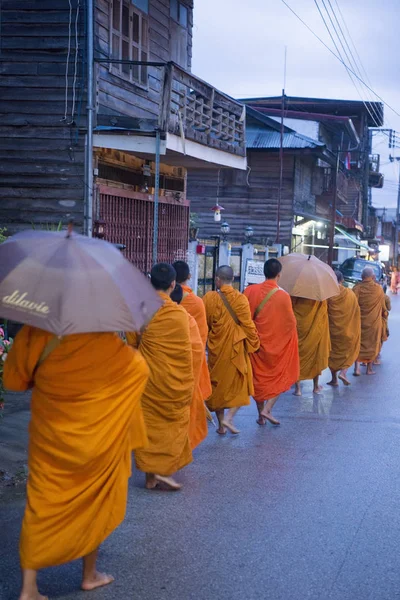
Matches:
[236,297,260,353]
[3,326,34,392]
[202,294,213,331]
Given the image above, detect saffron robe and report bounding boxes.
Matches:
[292,298,330,381]
[127,292,194,476]
[244,280,299,401]
[187,312,208,450]
[353,278,386,362]
[181,284,212,402]
[382,294,391,343]
[328,285,361,371]
[4,326,149,570]
[203,285,260,411]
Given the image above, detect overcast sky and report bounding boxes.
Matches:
[192,0,400,209]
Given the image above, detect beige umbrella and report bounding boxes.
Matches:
[278,254,340,301]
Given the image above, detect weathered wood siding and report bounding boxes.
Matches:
[293,157,316,216]
[188,151,298,246]
[95,0,193,121]
[0,0,86,232]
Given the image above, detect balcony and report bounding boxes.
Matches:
[161,63,246,159]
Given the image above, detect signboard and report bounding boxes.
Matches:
[244,259,265,288]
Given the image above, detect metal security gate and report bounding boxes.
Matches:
[197,243,218,297]
[98,185,189,273]
[230,246,242,290]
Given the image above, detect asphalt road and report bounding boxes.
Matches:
[2,297,400,600]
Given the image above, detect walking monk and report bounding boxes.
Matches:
[171,282,208,450]
[292,297,330,396]
[244,258,299,426]
[203,265,260,434]
[127,263,194,491]
[4,327,149,600]
[327,271,361,386]
[353,267,386,376]
[173,260,212,403]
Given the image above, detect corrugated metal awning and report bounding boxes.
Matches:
[246,127,325,150]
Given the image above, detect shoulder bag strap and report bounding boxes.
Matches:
[33,335,63,375]
[217,289,240,325]
[254,287,280,319]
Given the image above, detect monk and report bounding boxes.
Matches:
[203,265,260,434]
[244,258,299,426]
[327,271,361,386]
[173,260,212,403]
[353,267,386,376]
[127,263,194,491]
[292,297,330,396]
[4,327,149,600]
[171,283,208,450]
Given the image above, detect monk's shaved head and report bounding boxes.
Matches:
[216,265,234,283]
[335,270,344,284]
[362,267,375,280]
[173,261,190,284]
[264,258,282,280]
[151,263,176,291]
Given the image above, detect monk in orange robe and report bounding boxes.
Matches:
[171,282,208,450]
[4,327,149,600]
[203,265,260,435]
[173,260,212,403]
[327,270,361,386]
[244,258,299,426]
[292,297,330,396]
[353,267,386,375]
[127,263,194,491]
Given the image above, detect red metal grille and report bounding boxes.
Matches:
[98,185,189,273]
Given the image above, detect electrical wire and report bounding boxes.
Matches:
[280,0,400,120]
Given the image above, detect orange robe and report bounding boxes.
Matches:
[244,280,299,401]
[181,284,212,402]
[203,285,260,411]
[353,278,386,362]
[3,326,149,570]
[328,285,361,371]
[382,294,391,343]
[187,313,208,450]
[292,298,330,381]
[127,292,194,476]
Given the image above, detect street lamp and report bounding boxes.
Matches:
[244,225,254,243]
[220,221,230,241]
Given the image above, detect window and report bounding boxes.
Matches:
[170,0,188,28]
[110,0,149,86]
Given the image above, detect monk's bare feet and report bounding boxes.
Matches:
[313,385,324,395]
[19,594,47,600]
[155,475,182,491]
[261,411,280,426]
[145,473,158,489]
[222,420,240,434]
[327,380,339,387]
[373,359,381,365]
[216,426,227,435]
[293,383,302,397]
[366,366,376,376]
[81,572,114,591]
[256,416,266,426]
[353,370,361,376]
[338,373,351,386]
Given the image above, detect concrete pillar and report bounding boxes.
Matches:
[240,242,254,291]
[187,241,199,294]
[218,241,231,267]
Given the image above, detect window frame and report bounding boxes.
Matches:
[170,0,189,28]
[109,0,150,89]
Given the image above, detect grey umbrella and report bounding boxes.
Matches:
[0,230,162,336]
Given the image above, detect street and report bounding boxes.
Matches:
[1,299,400,600]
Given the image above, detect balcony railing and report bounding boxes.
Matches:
[160,63,246,157]
[322,167,349,202]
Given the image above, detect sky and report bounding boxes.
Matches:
[191,0,400,209]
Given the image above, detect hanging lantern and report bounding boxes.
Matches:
[211,203,225,223]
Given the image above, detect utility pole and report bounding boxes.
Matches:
[276,47,287,249]
[327,150,340,267]
[390,156,400,268]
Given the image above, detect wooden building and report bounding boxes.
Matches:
[0,0,246,272]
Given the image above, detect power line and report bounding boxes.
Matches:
[280,0,400,119]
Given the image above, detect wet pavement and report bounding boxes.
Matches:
[1,298,400,600]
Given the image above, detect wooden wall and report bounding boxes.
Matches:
[188,152,300,246]
[95,0,194,121]
[0,0,86,233]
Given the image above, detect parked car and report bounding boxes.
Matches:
[338,257,387,291]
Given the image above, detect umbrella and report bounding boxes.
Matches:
[278,253,339,301]
[0,229,162,336]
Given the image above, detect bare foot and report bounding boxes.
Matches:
[373,359,381,365]
[366,369,376,376]
[261,412,280,426]
[19,594,47,600]
[145,473,157,489]
[81,572,114,591]
[313,385,324,395]
[216,427,227,435]
[154,475,182,491]
[293,390,302,397]
[353,371,361,377]
[338,374,351,386]
[222,420,240,434]
[256,416,266,426]
[327,380,339,387]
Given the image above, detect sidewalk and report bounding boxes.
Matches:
[0,392,30,503]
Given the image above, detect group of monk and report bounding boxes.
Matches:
[3,259,390,600]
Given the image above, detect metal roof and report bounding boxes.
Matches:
[246,126,325,150]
